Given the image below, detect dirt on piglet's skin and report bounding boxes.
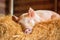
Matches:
[0,15,60,40]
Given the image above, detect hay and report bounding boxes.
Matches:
[0,15,60,40]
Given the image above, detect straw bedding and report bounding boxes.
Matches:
[0,15,60,40]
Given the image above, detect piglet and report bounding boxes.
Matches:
[12,8,60,34]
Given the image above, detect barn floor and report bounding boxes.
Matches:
[0,15,60,40]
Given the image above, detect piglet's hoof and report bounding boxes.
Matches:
[24,28,32,34]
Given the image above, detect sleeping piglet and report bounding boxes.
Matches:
[12,8,60,34]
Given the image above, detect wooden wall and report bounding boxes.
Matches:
[58,0,60,14]
[0,0,59,16]
[14,0,56,16]
[0,0,5,15]
[0,0,10,15]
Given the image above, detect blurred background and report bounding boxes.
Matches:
[0,0,60,16]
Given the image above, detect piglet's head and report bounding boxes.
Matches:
[28,7,35,18]
[12,7,35,22]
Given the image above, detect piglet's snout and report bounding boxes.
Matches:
[24,28,32,34]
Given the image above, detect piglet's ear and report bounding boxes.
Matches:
[12,15,19,22]
[28,7,35,17]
